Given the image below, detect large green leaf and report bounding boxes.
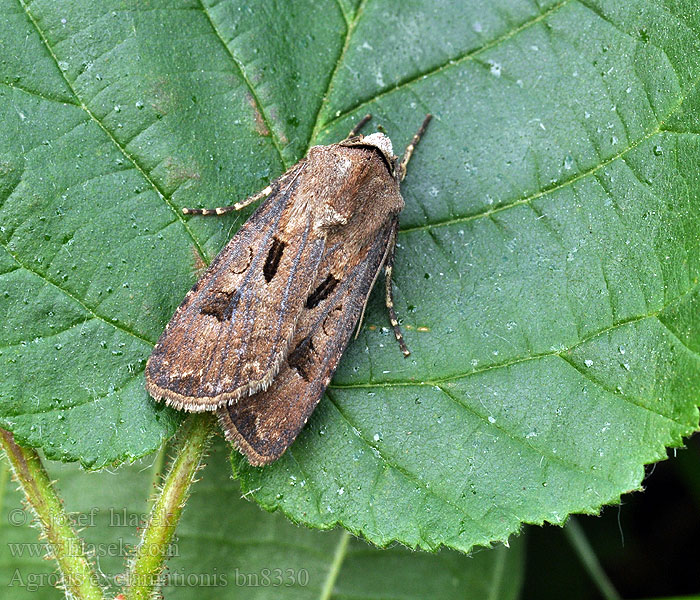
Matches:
[0,442,522,598]
[1,0,699,552]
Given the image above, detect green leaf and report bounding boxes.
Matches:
[0,442,522,598]
[1,0,699,552]
[171,442,524,600]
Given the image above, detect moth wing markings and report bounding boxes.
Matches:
[146,177,291,409]
[205,210,325,400]
[146,164,325,410]
[217,220,396,465]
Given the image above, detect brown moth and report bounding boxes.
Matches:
[146,114,432,465]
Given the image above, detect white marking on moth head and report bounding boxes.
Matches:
[362,132,393,157]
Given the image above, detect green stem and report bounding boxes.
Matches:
[0,455,10,518]
[125,413,215,600]
[320,530,351,600]
[146,441,168,508]
[564,517,621,600]
[0,428,104,600]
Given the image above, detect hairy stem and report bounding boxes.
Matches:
[0,428,104,600]
[124,413,215,600]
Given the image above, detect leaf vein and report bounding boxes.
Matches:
[0,317,95,351]
[333,293,700,423]
[15,0,208,263]
[308,0,370,147]
[398,125,661,235]
[436,383,619,488]
[1,81,78,106]
[8,370,144,418]
[655,316,700,360]
[557,354,684,426]
[320,0,570,133]
[287,447,324,518]
[326,394,496,541]
[0,241,154,346]
[197,0,288,168]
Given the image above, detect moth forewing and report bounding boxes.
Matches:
[217,220,397,466]
[146,114,432,465]
[146,166,327,411]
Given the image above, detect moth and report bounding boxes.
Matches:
[146,114,432,465]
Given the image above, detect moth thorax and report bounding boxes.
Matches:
[319,201,351,228]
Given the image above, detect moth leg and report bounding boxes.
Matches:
[383,225,410,357]
[353,221,410,356]
[346,114,372,139]
[398,113,432,181]
[181,184,274,216]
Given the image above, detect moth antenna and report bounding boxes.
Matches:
[181,184,274,216]
[399,113,432,181]
[354,299,369,342]
[346,114,372,138]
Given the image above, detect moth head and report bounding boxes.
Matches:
[359,132,393,159]
[340,132,397,177]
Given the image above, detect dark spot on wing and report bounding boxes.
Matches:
[306,274,339,308]
[323,304,343,336]
[287,336,314,381]
[200,290,238,321]
[264,237,285,282]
